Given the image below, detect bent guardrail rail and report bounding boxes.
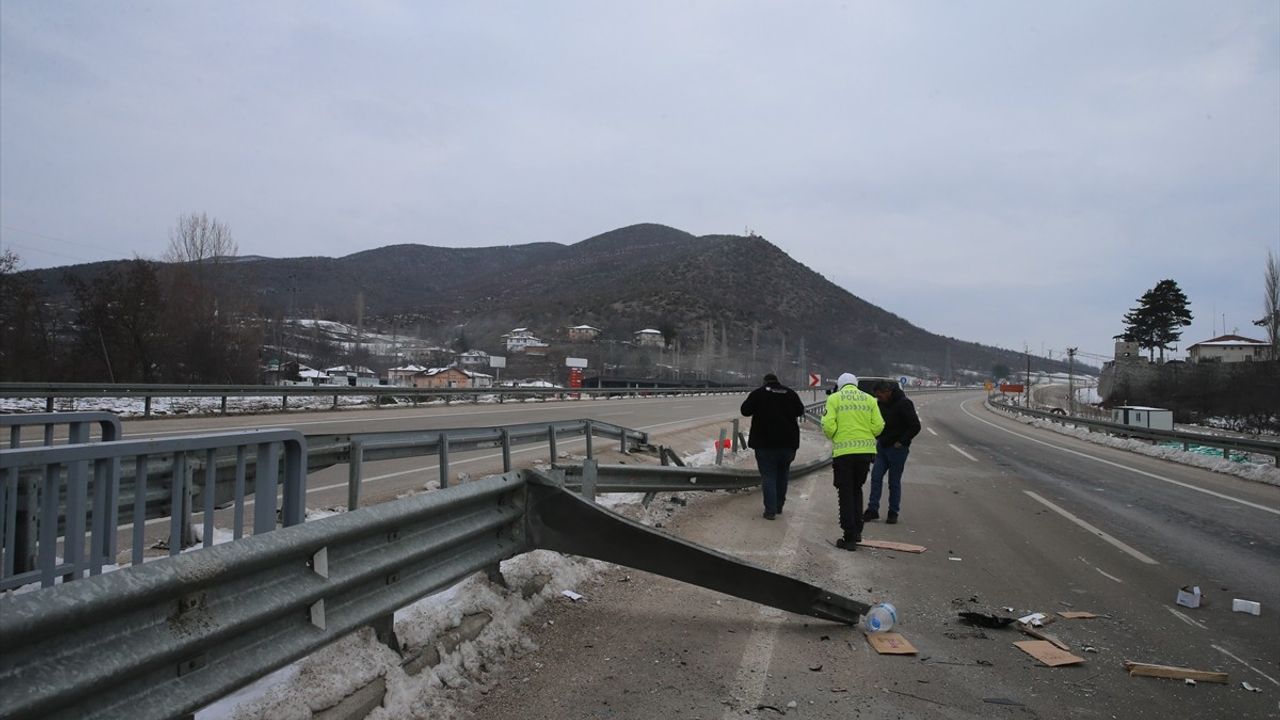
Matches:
[0,430,306,592]
[987,399,1280,465]
[558,454,833,496]
[0,468,871,720]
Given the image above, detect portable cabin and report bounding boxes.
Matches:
[1111,406,1173,431]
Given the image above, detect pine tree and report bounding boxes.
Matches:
[1116,280,1193,362]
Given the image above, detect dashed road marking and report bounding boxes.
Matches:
[948,443,978,462]
[1025,490,1158,565]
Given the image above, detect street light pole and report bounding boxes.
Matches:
[1066,347,1077,415]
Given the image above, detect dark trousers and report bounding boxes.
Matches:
[832,454,873,541]
[867,445,910,514]
[754,447,796,514]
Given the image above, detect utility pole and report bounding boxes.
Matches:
[1025,351,1031,408]
[1066,347,1077,415]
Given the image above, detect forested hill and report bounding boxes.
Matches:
[18,223,1071,378]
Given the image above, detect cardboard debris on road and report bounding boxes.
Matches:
[1014,640,1085,667]
[1058,611,1099,620]
[560,590,585,602]
[867,632,919,655]
[1123,661,1228,684]
[857,539,927,553]
[1016,622,1070,651]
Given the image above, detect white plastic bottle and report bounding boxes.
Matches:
[863,602,897,633]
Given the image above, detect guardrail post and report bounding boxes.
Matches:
[201,449,216,548]
[143,396,151,417]
[282,395,288,411]
[584,421,594,460]
[348,441,364,511]
[64,423,90,581]
[254,443,279,536]
[731,420,740,455]
[501,429,512,472]
[715,428,727,465]
[581,458,598,502]
[45,397,54,413]
[220,396,228,415]
[548,425,558,462]
[332,394,339,410]
[438,433,450,488]
[370,614,401,654]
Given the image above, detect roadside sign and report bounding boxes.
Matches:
[489,356,506,368]
[898,376,909,387]
[565,357,589,368]
[808,373,821,387]
[984,381,993,391]
[999,383,1025,393]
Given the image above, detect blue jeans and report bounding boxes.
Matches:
[754,447,797,514]
[866,445,910,514]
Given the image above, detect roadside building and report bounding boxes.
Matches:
[1187,334,1269,363]
[324,365,379,387]
[456,349,491,369]
[567,324,601,342]
[386,364,429,386]
[503,328,549,353]
[411,366,494,389]
[633,328,664,348]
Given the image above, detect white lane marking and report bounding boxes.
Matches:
[1166,606,1208,630]
[961,400,1280,516]
[1212,644,1280,687]
[721,475,814,719]
[926,427,939,437]
[1024,490,1159,565]
[948,443,978,462]
[1094,567,1124,583]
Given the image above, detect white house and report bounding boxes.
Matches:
[503,328,549,353]
[456,349,491,369]
[633,328,664,348]
[323,365,379,387]
[1187,334,1269,363]
[1111,406,1174,431]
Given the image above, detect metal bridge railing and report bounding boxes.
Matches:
[0,430,306,591]
[0,468,871,720]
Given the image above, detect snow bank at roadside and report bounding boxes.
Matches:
[993,404,1280,487]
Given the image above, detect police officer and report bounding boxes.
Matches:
[821,373,885,550]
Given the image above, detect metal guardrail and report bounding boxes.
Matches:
[3,411,124,446]
[0,430,307,591]
[0,382,752,416]
[988,399,1280,466]
[0,468,872,720]
[559,455,833,496]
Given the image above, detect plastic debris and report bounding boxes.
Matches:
[1231,599,1261,615]
[560,590,584,601]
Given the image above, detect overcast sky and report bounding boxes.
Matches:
[2,2,1277,362]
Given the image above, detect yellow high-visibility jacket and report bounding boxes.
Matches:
[821,384,885,457]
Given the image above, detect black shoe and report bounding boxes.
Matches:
[862,509,880,521]
[886,513,899,524]
[835,537,859,551]
[762,511,776,520]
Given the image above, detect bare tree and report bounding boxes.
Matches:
[164,212,237,266]
[1255,248,1279,360]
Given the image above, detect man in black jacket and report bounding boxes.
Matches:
[740,373,805,520]
[863,380,922,524]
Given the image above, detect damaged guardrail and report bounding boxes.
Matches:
[557,455,833,497]
[988,399,1280,466]
[0,468,871,720]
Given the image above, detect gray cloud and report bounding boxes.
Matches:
[2,1,1276,359]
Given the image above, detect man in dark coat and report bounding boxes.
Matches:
[863,380,922,524]
[740,373,805,520]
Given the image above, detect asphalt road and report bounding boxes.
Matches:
[455,390,1279,720]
